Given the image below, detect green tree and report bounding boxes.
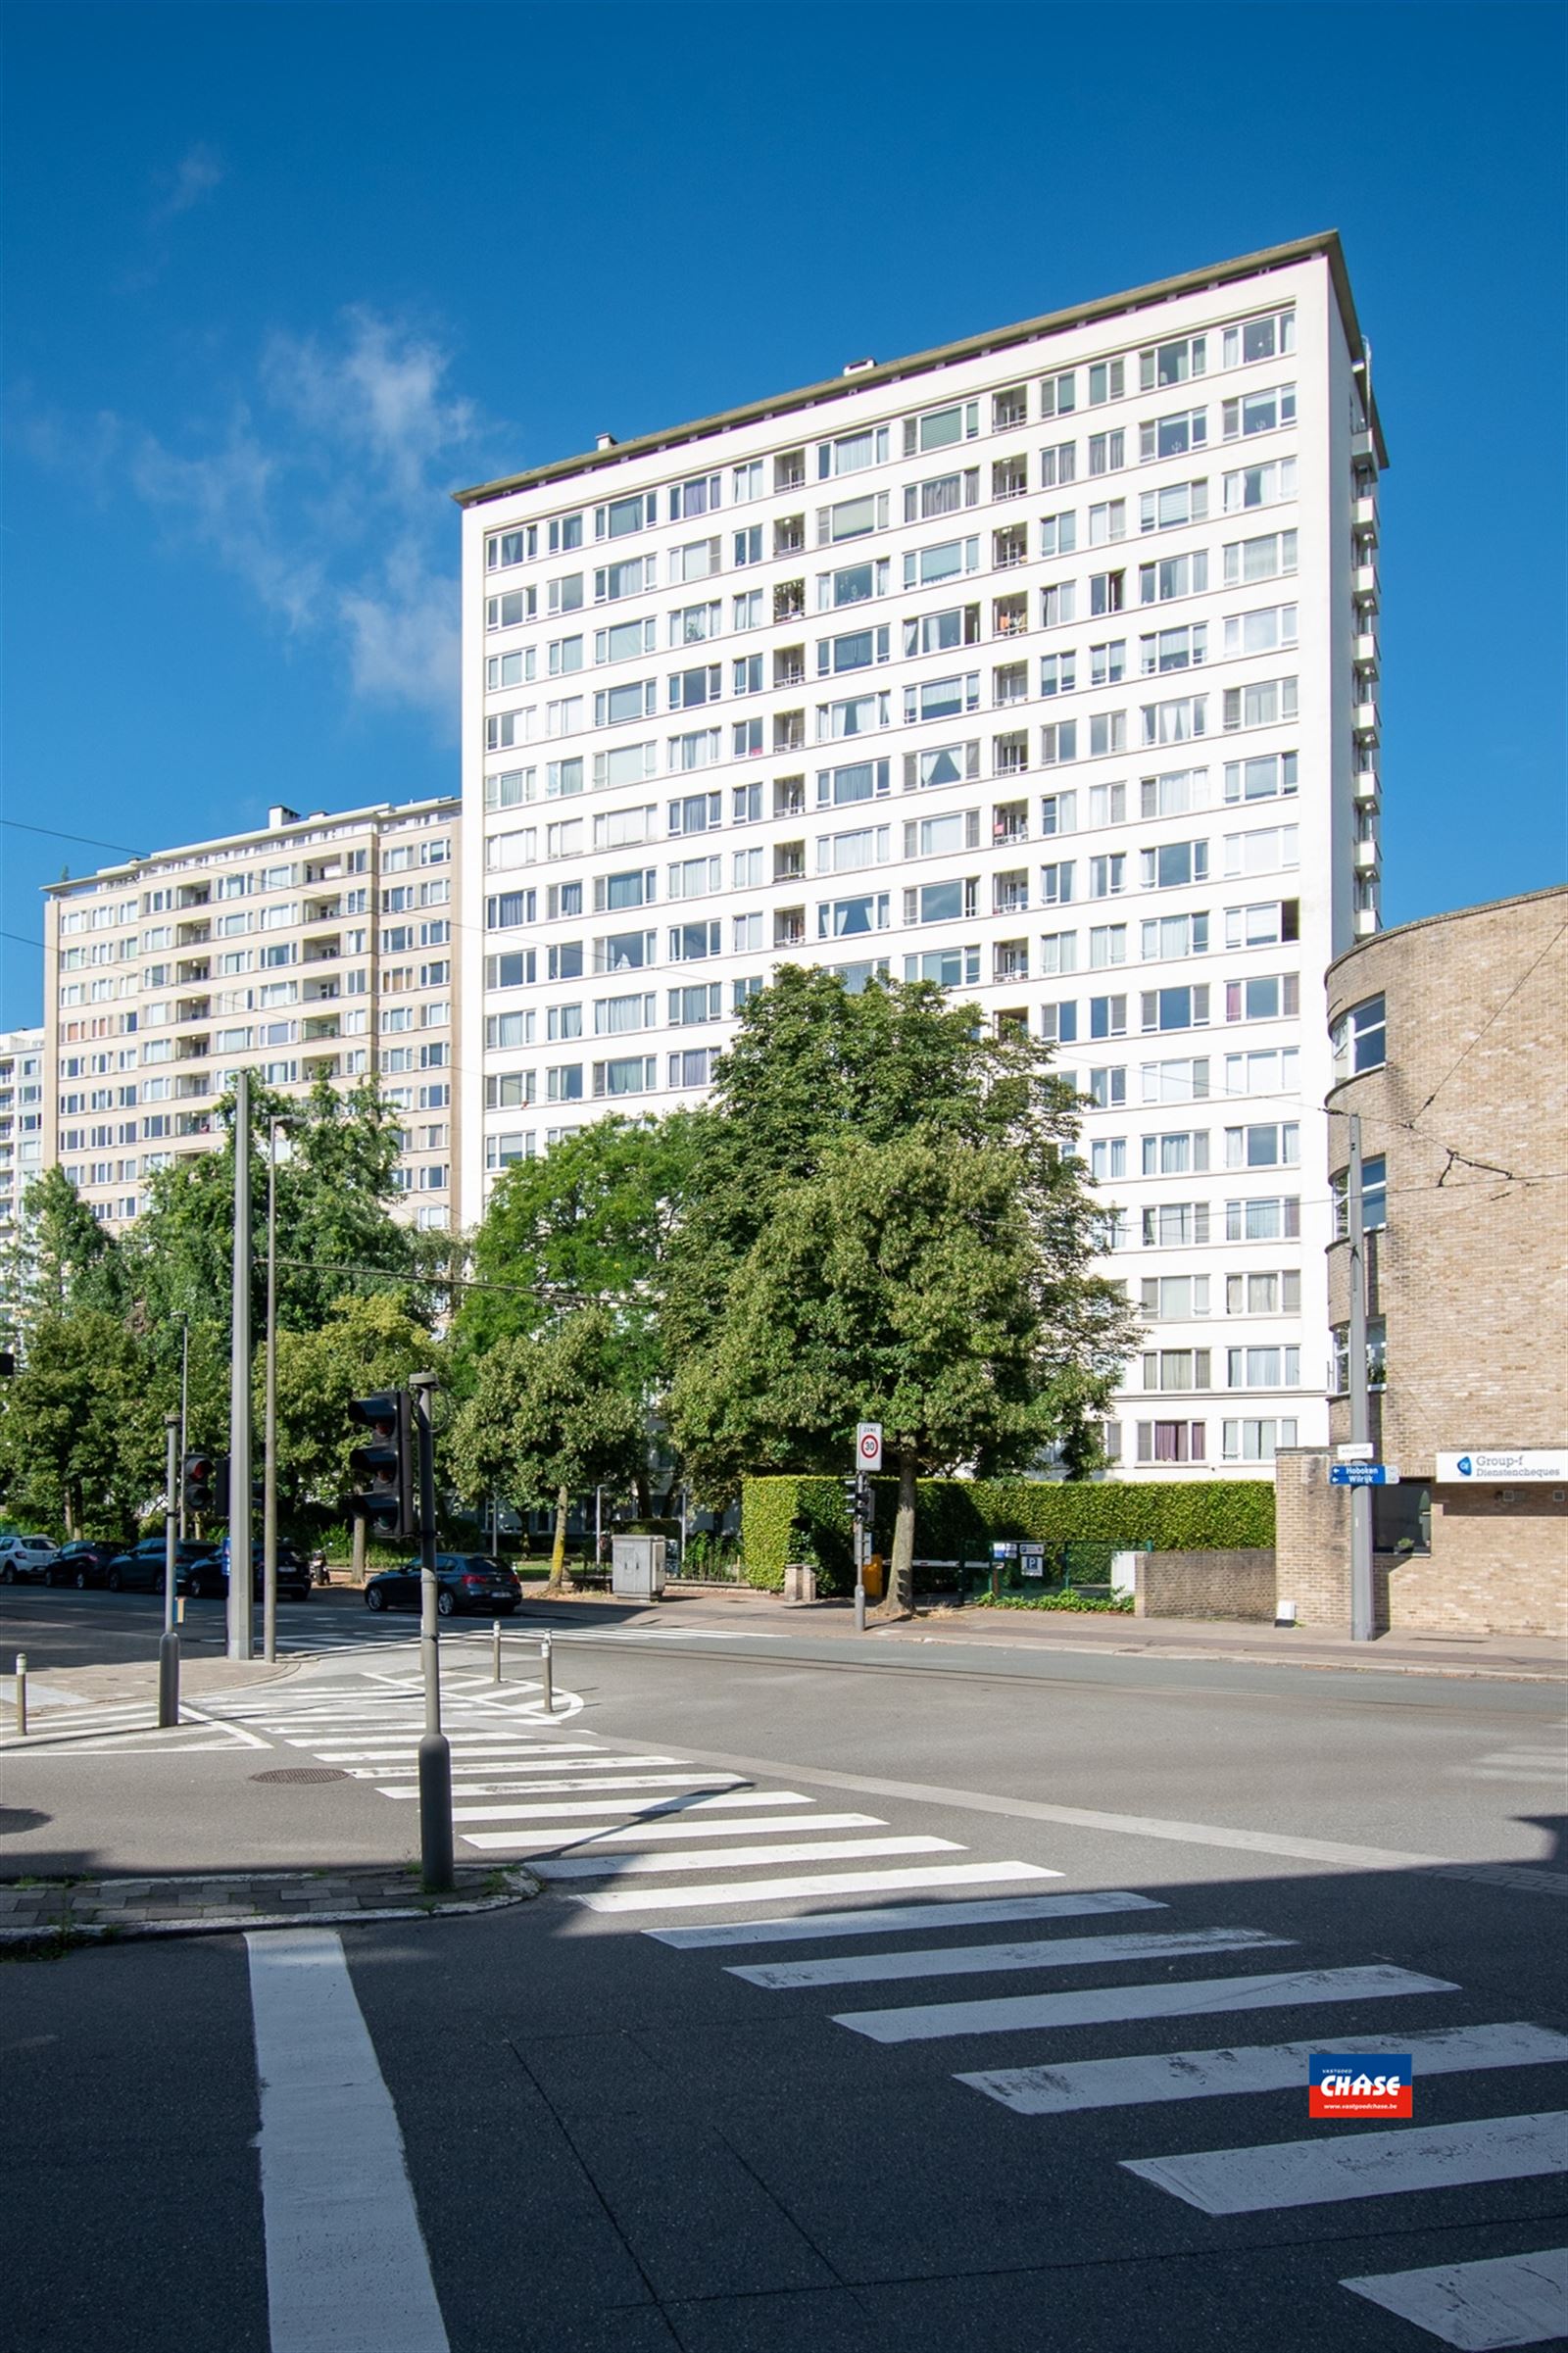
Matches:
[3,1167,123,1343]
[0,1310,164,1540]
[266,1293,435,1529]
[670,1135,1130,1615]
[449,1308,644,1590]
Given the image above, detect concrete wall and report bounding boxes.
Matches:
[1136,1548,1276,1623]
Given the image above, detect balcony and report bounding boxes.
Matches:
[173,1110,213,1136]
[173,1075,211,1102]
[773,711,805,753]
[994,664,1028,707]
[1353,562,1379,600]
[175,958,211,986]
[302,977,340,1004]
[175,921,211,948]
[175,884,211,909]
[993,594,1028,639]
[1353,768,1380,804]
[303,1054,342,1081]
[993,525,1028,570]
[1353,702,1380,738]
[992,801,1028,847]
[176,998,211,1025]
[1353,632,1378,665]
[993,942,1029,982]
[773,515,806,558]
[992,391,1028,431]
[302,1014,342,1042]
[992,460,1028,501]
[994,732,1029,777]
[1353,837,1379,872]
[773,579,805,622]
[773,777,806,818]
[175,1035,210,1062]
[302,938,342,964]
[1353,494,1377,530]
[773,844,805,883]
[1353,906,1379,937]
[774,453,805,493]
[993,872,1029,915]
[774,908,806,949]
[773,647,806,688]
[303,896,342,925]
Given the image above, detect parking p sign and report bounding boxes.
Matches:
[856,1422,883,1471]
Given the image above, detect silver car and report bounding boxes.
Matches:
[0,1534,61,1583]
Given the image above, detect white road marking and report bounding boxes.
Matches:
[729,1925,1292,1990]
[573,1861,1059,1913]
[418,1789,811,1822]
[453,1809,876,1840]
[246,1928,449,2353]
[962,2022,1568,2115]
[1123,2112,1568,2216]
[834,1962,1457,2045]
[382,1773,744,1800]
[525,1835,959,1877]
[1458,1769,1567,1788]
[650,1889,1126,1949]
[305,1748,681,1769]
[1342,2247,1568,2348]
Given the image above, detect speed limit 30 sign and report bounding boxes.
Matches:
[856,1422,883,1470]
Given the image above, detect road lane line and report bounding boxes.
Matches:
[650,1890,1138,1948]
[246,1928,449,2353]
[1342,2247,1568,2347]
[730,1925,1291,1990]
[961,2022,1568,2115]
[835,1963,1458,2044]
[529,1836,958,1877]
[1123,2112,1568,2215]
[571,1862,1058,1912]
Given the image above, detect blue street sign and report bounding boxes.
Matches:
[1329,1463,1399,1486]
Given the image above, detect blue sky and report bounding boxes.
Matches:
[3,1,1564,1031]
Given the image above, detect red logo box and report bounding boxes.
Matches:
[1309,2053,1413,2119]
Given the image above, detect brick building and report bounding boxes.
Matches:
[1277,886,1567,1636]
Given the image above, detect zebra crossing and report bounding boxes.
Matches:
[0,1691,269,1755]
[200,1668,1568,2346]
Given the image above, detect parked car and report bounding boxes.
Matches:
[102,1539,189,1593]
[176,1543,313,1603]
[0,1534,60,1583]
[365,1553,522,1618]
[49,1541,122,1590]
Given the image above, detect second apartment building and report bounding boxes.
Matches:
[456,233,1387,1478]
[41,797,462,1232]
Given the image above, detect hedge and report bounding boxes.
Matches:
[740,1474,1275,1592]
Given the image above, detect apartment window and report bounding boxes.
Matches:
[1088,429,1126,478]
[1226,1270,1301,1316]
[1088,1066,1126,1107]
[818,891,890,939]
[599,930,657,972]
[1224,752,1298,804]
[1225,973,1298,1022]
[903,400,978,455]
[667,855,722,900]
[818,758,890,808]
[1222,384,1297,440]
[819,492,888,545]
[1138,480,1208,534]
[1143,1348,1211,1393]
[1040,653,1076,698]
[1142,1201,1209,1248]
[1089,994,1126,1040]
[668,1048,716,1090]
[819,823,891,873]
[1222,458,1297,513]
[1223,529,1298,585]
[668,982,722,1027]
[820,559,890,610]
[906,538,980,593]
[820,691,890,740]
[1225,1121,1299,1169]
[1090,1136,1126,1182]
[1040,369,1076,417]
[1140,336,1206,392]
[1089,641,1125,689]
[1224,1047,1299,1098]
[548,573,585,617]
[1087,854,1125,900]
[1136,1420,1206,1464]
[592,1054,658,1099]
[1042,722,1077,767]
[1227,1345,1300,1389]
[592,557,652,609]
[1221,1416,1297,1461]
[593,991,655,1037]
[1142,912,1208,960]
[903,877,974,925]
[1225,1196,1300,1243]
[1087,357,1125,406]
[1142,1129,1209,1176]
[484,950,536,991]
[1140,553,1209,607]
[1039,440,1076,489]
[905,809,976,859]
[1330,1317,1387,1397]
[1088,500,1126,548]
[1143,1276,1211,1324]
[1038,998,1076,1043]
[819,424,889,476]
[1331,994,1387,1077]
[820,625,891,676]
[1040,928,1077,975]
[1040,860,1075,906]
[1089,923,1127,967]
[1223,825,1298,878]
[486,526,536,571]
[1141,695,1207,747]
[906,946,981,988]
[1332,1153,1389,1235]
[1222,677,1298,733]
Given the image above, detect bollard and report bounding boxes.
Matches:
[158,1629,180,1730]
[540,1634,554,1716]
[14,1653,26,1740]
[492,1618,502,1684]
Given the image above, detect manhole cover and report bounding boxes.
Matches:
[250,1767,350,1786]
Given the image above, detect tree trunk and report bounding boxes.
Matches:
[872,1452,917,1621]
[547,1483,569,1592]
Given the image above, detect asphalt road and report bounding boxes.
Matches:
[2,1593,1565,2352]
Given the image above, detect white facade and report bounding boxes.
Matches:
[41,799,462,1233]
[458,234,1384,1478]
[0,1025,46,1273]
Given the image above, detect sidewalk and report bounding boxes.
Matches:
[526,1583,1567,1683]
[0,1863,538,1952]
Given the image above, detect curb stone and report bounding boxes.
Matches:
[0,1865,541,1954]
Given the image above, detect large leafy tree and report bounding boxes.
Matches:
[670,1134,1131,1615]
[266,1293,435,1529]
[3,1166,124,1344]
[449,1308,645,1590]
[0,1310,165,1540]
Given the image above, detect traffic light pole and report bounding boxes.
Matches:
[262,1118,280,1665]
[411,1372,454,1891]
[227,1069,254,1662]
[159,1412,180,1728]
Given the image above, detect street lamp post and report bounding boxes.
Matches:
[159,1410,180,1728]
[263,1118,281,1664]
[177,1315,190,1541]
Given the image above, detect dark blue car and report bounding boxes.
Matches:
[365,1553,522,1618]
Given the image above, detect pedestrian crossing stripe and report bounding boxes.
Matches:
[648,1889,1144,1948]
[1122,2110,1568,2215]
[1342,2246,1568,2348]
[727,1924,1293,1991]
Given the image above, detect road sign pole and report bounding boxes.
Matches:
[411,1372,453,1892]
[852,1424,881,1630]
[1347,1114,1375,1643]
[159,1411,180,1728]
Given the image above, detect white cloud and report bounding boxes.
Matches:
[151,143,225,226]
[29,310,504,727]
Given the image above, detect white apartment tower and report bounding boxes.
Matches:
[0,1026,46,1262]
[457,234,1385,1478]
[41,798,462,1233]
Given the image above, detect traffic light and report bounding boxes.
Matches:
[183,1450,228,1519]
[841,1473,862,1524]
[348,1392,416,1542]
